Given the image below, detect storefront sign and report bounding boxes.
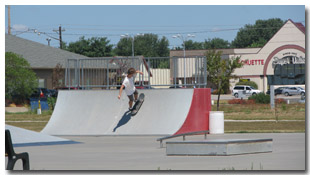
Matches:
[272,52,305,68]
[239,59,264,66]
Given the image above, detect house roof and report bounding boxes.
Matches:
[5,34,89,69]
[292,21,305,34]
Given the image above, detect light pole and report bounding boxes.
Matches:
[46,38,51,46]
[172,34,195,87]
[31,29,61,47]
[120,33,144,57]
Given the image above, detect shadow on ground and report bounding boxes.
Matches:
[113,111,132,132]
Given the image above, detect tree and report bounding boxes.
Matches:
[52,63,64,89]
[65,36,114,57]
[5,52,38,103]
[206,50,243,111]
[115,33,169,57]
[203,38,231,49]
[232,18,284,48]
[156,36,170,57]
[114,37,132,56]
[174,38,230,50]
[114,34,170,68]
[183,40,204,50]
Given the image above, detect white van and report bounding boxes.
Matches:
[232,85,261,98]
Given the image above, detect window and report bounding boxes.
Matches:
[234,86,244,90]
[246,87,251,90]
[38,79,45,88]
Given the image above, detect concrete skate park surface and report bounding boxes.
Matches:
[5,125,78,147]
[10,133,305,170]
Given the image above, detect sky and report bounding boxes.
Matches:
[4,5,306,49]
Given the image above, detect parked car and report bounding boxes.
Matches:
[266,87,287,95]
[49,89,58,97]
[30,88,52,99]
[282,87,305,96]
[232,85,261,98]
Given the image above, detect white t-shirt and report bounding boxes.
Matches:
[122,76,136,96]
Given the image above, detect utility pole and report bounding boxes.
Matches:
[53,25,65,49]
[59,25,63,49]
[8,5,11,35]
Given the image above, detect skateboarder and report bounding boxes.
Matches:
[118,68,143,111]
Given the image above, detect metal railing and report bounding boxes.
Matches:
[65,56,207,89]
[157,130,210,148]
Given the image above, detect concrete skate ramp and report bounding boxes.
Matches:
[41,89,211,135]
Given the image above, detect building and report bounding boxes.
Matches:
[5,34,155,89]
[5,34,89,89]
[170,19,305,92]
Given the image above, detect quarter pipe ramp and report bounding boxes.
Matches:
[41,89,211,135]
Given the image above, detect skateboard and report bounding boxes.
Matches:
[131,93,145,116]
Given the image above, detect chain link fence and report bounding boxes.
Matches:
[65,56,207,89]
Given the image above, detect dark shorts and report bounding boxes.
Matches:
[127,90,138,101]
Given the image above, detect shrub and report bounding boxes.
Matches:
[246,99,256,104]
[248,93,270,104]
[228,99,246,104]
[275,98,285,104]
[228,99,255,105]
[47,97,57,110]
[236,81,258,89]
[5,52,38,103]
[212,89,226,95]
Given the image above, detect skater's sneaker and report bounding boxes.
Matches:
[129,107,133,111]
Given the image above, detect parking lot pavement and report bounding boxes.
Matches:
[211,94,304,101]
[11,133,305,170]
[211,94,235,100]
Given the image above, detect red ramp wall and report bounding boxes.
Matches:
[173,88,211,135]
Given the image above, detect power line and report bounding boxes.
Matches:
[20,25,303,38]
[26,23,303,32]
[17,30,305,43]
[60,20,305,28]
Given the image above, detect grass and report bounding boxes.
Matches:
[5,110,52,121]
[213,102,305,121]
[5,110,52,132]
[225,121,305,133]
[5,121,48,132]
[5,102,305,133]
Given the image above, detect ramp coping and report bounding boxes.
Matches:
[157,130,209,148]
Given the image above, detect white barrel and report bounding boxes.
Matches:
[209,111,224,134]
